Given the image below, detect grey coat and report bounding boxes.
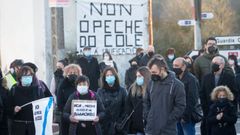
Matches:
[143,72,186,135]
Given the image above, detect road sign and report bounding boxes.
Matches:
[201,12,214,20]
[215,36,240,45]
[177,20,195,26]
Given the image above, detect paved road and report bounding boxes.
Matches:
[195,118,240,135]
[53,118,240,135]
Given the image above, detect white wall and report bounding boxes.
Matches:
[0,0,52,86]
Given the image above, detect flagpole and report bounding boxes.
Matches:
[148,0,153,46]
[20,102,32,108]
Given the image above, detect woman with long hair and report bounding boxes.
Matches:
[97,67,127,135]
[126,67,151,135]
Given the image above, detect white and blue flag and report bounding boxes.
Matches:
[32,97,54,135]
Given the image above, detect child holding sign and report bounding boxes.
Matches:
[63,75,105,135]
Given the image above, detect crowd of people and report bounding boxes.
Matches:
[0,36,239,135]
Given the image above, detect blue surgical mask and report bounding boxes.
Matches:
[21,76,33,86]
[136,76,144,86]
[84,50,91,57]
[77,85,88,95]
[105,75,116,85]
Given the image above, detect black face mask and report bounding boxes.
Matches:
[148,51,154,57]
[208,46,217,54]
[131,64,138,69]
[173,68,183,76]
[68,74,78,83]
[151,74,161,81]
[54,68,63,76]
[216,98,228,107]
[138,52,144,58]
[212,63,220,72]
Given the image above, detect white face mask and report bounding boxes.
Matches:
[228,59,234,65]
[77,85,88,95]
[168,54,174,60]
[104,55,110,61]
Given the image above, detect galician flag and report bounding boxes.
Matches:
[32,97,54,135]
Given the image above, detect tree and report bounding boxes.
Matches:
[152,0,240,57]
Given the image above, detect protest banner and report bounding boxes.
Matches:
[71,100,97,121]
[76,0,149,55]
[32,97,54,135]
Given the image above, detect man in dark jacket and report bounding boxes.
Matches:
[139,46,155,67]
[200,56,238,135]
[76,47,100,91]
[173,57,200,135]
[193,37,233,83]
[143,57,186,135]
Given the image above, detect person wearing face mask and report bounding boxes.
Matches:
[49,59,68,124]
[63,75,105,135]
[165,48,176,71]
[97,67,127,135]
[57,64,82,135]
[183,55,194,74]
[125,67,151,135]
[129,48,144,66]
[139,46,155,67]
[22,62,52,97]
[99,51,118,73]
[125,60,138,90]
[50,59,68,104]
[200,56,237,135]
[76,47,100,92]
[207,86,237,135]
[193,37,233,84]
[143,57,186,135]
[228,55,240,75]
[7,66,44,135]
[173,57,200,135]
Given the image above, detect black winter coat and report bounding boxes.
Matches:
[200,70,238,116]
[57,78,77,135]
[207,100,237,135]
[97,86,127,135]
[0,85,9,132]
[57,78,76,112]
[139,54,153,67]
[63,90,105,135]
[125,87,144,134]
[236,73,240,104]
[54,70,64,98]
[7,84,44,135]
[76,56,100,92]
[8,85,44,121]
[178,70,199,122]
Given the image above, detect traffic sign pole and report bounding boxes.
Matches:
[193,0,202,50]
